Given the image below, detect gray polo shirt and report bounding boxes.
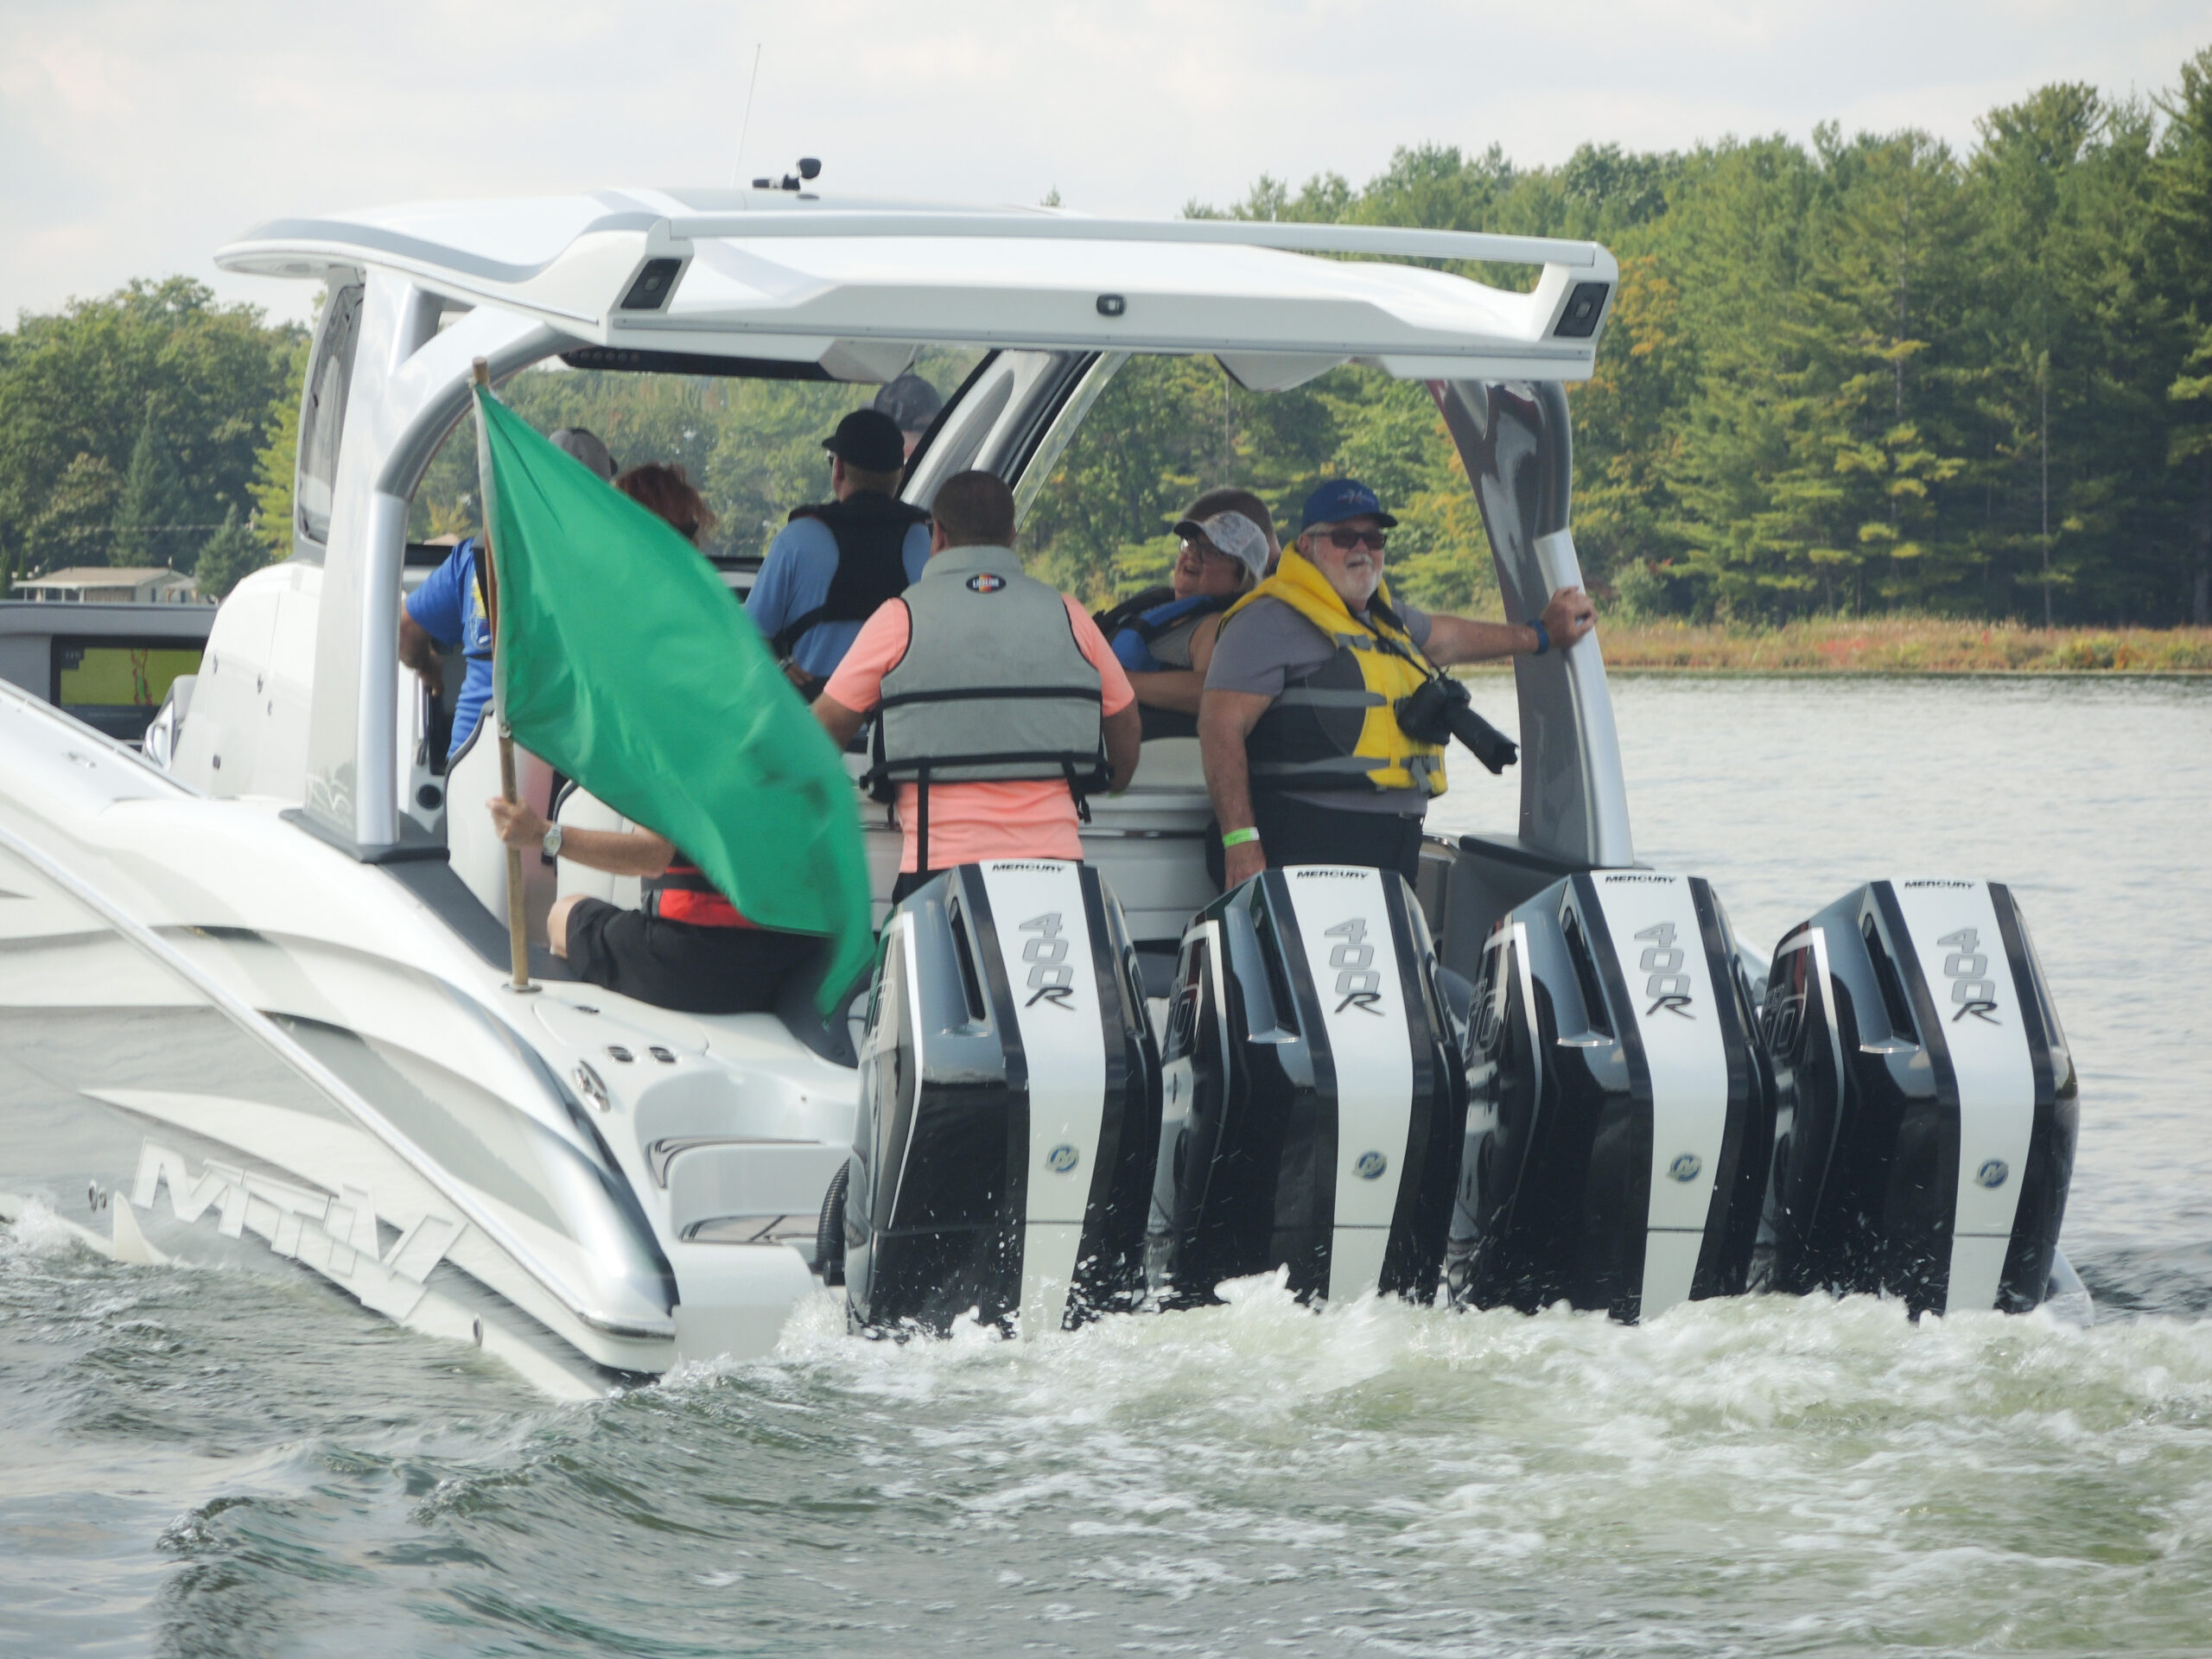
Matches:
[1205,594,1435,816]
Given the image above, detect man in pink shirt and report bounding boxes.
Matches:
[813,471,1140,900]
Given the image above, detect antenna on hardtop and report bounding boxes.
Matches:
[729,43,763,189]
[752,156,821,193]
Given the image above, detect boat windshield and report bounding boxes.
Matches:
[407,351,984,576]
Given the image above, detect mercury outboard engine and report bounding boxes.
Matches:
[1755,880,2076,1314]
[1447,871,1773,1322]
[844,861,1160,1335]
[1147,867,1465,1306]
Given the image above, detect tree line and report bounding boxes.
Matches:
[1041,43,2212,625]
[0,277,302,598]
[3,43,2207,622]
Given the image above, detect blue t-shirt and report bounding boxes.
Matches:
[1111,594,1220,674]
[746,514,931,681]
[405,538,493,762]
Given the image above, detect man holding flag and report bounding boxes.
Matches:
[468,373,874,1017]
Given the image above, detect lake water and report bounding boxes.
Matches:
[4,675,2209,1657]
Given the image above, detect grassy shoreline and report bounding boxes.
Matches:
[1562,616,2212,675]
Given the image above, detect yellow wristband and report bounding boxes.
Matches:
[1221,827,1261,849]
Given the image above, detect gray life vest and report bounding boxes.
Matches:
[864,545,1109,869]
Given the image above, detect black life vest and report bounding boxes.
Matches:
[772,492,932,664]
[1114,592,1232,741]
[1121,593,1230,669]
[1090,585,1175,641]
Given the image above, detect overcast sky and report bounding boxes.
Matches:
[2,0,2203,327]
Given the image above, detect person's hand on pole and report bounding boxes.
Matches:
[487,795,549,849]
[1539,586,1597,652]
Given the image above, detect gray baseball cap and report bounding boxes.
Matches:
[550,427,616,481]
[872,373,944,435]
[1173,510,1270,582]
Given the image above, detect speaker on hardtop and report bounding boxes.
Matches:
[1147,866,1466,1307]
[1448,871,1774,1322]
[843,861,1160,1335]
[1753,879,2077,1315]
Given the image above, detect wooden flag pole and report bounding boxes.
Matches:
[470,357,537,994]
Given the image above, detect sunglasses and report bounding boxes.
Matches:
[1320,527,1388,551]
[1179,537,1237,561]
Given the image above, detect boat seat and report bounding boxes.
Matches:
[837,734,1218,948]
[1081,736,1217,947]
[551,781,642,910]
[1123,734,1205,791]
[841,749,909,927]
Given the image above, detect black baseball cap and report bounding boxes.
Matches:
[823,409,906,473]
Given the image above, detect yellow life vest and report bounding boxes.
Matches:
[1221,550,1446,798]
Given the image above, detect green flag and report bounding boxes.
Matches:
[474,384,874,1013]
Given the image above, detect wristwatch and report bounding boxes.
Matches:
[542,822,564,860]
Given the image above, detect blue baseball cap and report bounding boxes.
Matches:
[1300,479,1398,531]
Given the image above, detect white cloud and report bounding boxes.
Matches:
[0,0,2202,326]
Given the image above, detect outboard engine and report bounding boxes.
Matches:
[1147,867,1465,1306]
[1448,872,1773,1322]
[845,861,1160,1335]
[1755,880,2077,1314]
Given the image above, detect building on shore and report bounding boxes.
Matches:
[10,568,202,604]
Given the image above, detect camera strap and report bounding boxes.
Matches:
[1363,596,1449,684]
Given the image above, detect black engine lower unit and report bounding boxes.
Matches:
[1147,866,1465,1306]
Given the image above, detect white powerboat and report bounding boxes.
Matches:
[0,185,2082,1395]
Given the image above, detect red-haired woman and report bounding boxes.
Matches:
[487,462,819,1014]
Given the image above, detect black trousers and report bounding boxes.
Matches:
[1205,795,1425,890]
[564,898,820,1014]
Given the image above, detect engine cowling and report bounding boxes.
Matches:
[1755,879,2077,1314]
[1448,871,1774,1321]
[1147,866,1466,1307]
[844,861,1160,1335]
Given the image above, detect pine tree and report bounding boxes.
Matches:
[1569,254,1690,611]
[1969,85,2095,620]
[248,335,308,562]
[27,454,121,576]
[111,405,190,569]
[2157,47,2212,623]
[1802,129,1974,612]
[192,505,264,601]
[1656,137,1825,616]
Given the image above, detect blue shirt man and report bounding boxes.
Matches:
[399,426,617,764]
[747,513,931,683]
[747,407,931,690]
[404,537,493,763]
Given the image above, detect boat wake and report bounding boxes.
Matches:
[10,1212,2212,1655]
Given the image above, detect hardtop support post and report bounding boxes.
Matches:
[1434,378,1632,871]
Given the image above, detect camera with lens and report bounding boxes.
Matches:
[1395,673,1518,774]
